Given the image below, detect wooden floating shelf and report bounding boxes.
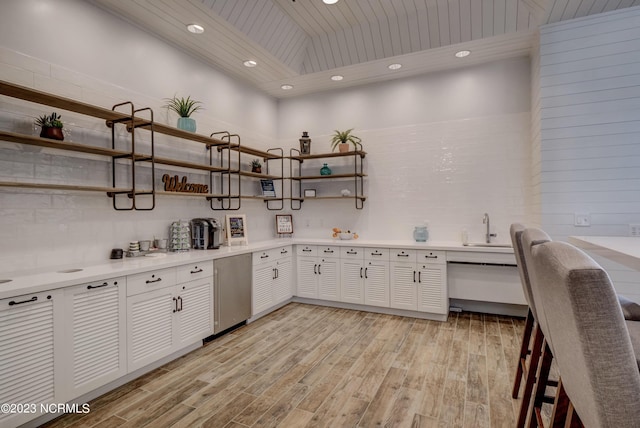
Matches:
[0,181,132,194]
[289,151,367,161]
[238,171,282,179]
[155,191,238,199]
[153,156,227,173]
[0,80,228,147]
[0,130,130,157]
[291,196,367,201]
[291,173,367,180]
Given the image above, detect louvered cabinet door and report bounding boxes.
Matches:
[317,258,340,302]
[417,264,448,314]
[176,278,213,347]
[364,261,390,307]
[297,257,319,299]
[60,278,126,401]
[273,258,293,305]
[340,260,365,304]
[0,291,57,427]
[253,263,275,315]
[390,263,418,311]
[126,287,175,372]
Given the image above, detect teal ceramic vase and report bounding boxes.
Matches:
[177,117,196,132]
[320,163,332,175]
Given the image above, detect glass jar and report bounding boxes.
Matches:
[413,226,428,242]
[320,163,332,175]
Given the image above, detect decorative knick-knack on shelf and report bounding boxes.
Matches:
[320,163,332,176]
[251,158,262,173]
[35,112,64,141]
[164,95,203,132]
[299,131,311,155]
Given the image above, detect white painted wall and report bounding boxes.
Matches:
[0,0,279,273]
[278,57,532,244]
[539,6,640,302]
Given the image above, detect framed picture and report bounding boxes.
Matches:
[276,214,293,234]
[260,179,276,197]
[225,214,248,245]
[303,189,316,198]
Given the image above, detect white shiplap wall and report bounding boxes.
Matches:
[530,31,542,227]
[539,5,640,301]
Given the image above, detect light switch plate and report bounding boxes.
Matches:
[574,213,591,227]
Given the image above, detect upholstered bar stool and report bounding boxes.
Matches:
[518,227,556,427]
[529,241,640,427]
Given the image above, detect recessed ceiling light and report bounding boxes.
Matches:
[243,60,257,67]
[388,63,402,70]
[281,84,293,90]
[186,24,204,34]
[331,75,343,81]
[323,0,339,4]
[455,50,471,58]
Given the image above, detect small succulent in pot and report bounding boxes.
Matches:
[251,158,262,173]
[330,128,362,153]
[35,112,64,140]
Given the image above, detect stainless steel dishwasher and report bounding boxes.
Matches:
[213,253,252,334]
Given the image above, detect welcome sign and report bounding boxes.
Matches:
[162,174,209,194]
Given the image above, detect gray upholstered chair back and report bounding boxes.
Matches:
[521,227,553,350]
[510,223,538,321]
[530,241,640,427]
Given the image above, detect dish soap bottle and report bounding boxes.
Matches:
[413,221,429,242]
[320,163,332,175]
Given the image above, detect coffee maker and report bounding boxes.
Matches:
[191,218,221,249]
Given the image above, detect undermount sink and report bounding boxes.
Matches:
[57,268,84,273]
[464,243,513,248]
[0,279,12,284]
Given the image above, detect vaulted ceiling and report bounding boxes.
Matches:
[91,0,640,98]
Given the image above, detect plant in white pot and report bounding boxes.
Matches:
[164,95,203,132]
[330,128,362,153]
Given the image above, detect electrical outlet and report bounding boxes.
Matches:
[574,213,591,227]
[630,224,640,237]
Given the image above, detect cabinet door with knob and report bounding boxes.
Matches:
[175,277,213,348]
[60,277,127,401]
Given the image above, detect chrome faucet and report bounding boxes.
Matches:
[483,213,497,243]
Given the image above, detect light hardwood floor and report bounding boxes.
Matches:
[42,303,526,428]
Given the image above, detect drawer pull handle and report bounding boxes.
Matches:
[87,282,109,290]
[324,249,334,253]
[360,267,363,278]
[178,296,183,312]
[302,249,312,252]
[365,267,368,279]
[318,264,321,275]
[9,296,37,306]
[146,278,162,284]
[190,268,203,274]
[281,250,288,254]
[347,250,358,255]
[173,297,178,313]
[413,271,416,283]
[370,252,382,256]
[424,255,438,259]
[314,264,318,275]
[261,254,269,259]
[418,272,422,283]
[397,254,410,257]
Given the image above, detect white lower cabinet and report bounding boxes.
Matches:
[59,277,127,401]
[297,245,341,301]
[0,289,63,428]
[253,246,293,315]
[390,249,448,314]
[126,267,212,372]
[340,247,390,307]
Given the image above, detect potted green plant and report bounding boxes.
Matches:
[163,95,203,132]
[251,158,262,173]
[330,128,362,153]
[35,112,64,141]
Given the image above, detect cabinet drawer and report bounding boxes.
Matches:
[390,249,417,262]
[273,246,292,259]
[177,262,213,283]
[296,245,317,257]
[127,268,177,296]
[318,246,339,257]
[417,250,446,264]
[365,248,389,260]
[340,247,364,259]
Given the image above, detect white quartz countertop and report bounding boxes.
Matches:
[0,238,513,299]
[569,236,640,271]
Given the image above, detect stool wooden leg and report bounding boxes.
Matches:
[517,324,544,428]
[513,308,535,398]
[550,378,569,427]
[529,340,553,428]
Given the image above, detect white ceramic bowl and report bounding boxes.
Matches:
[339,233,353,240]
